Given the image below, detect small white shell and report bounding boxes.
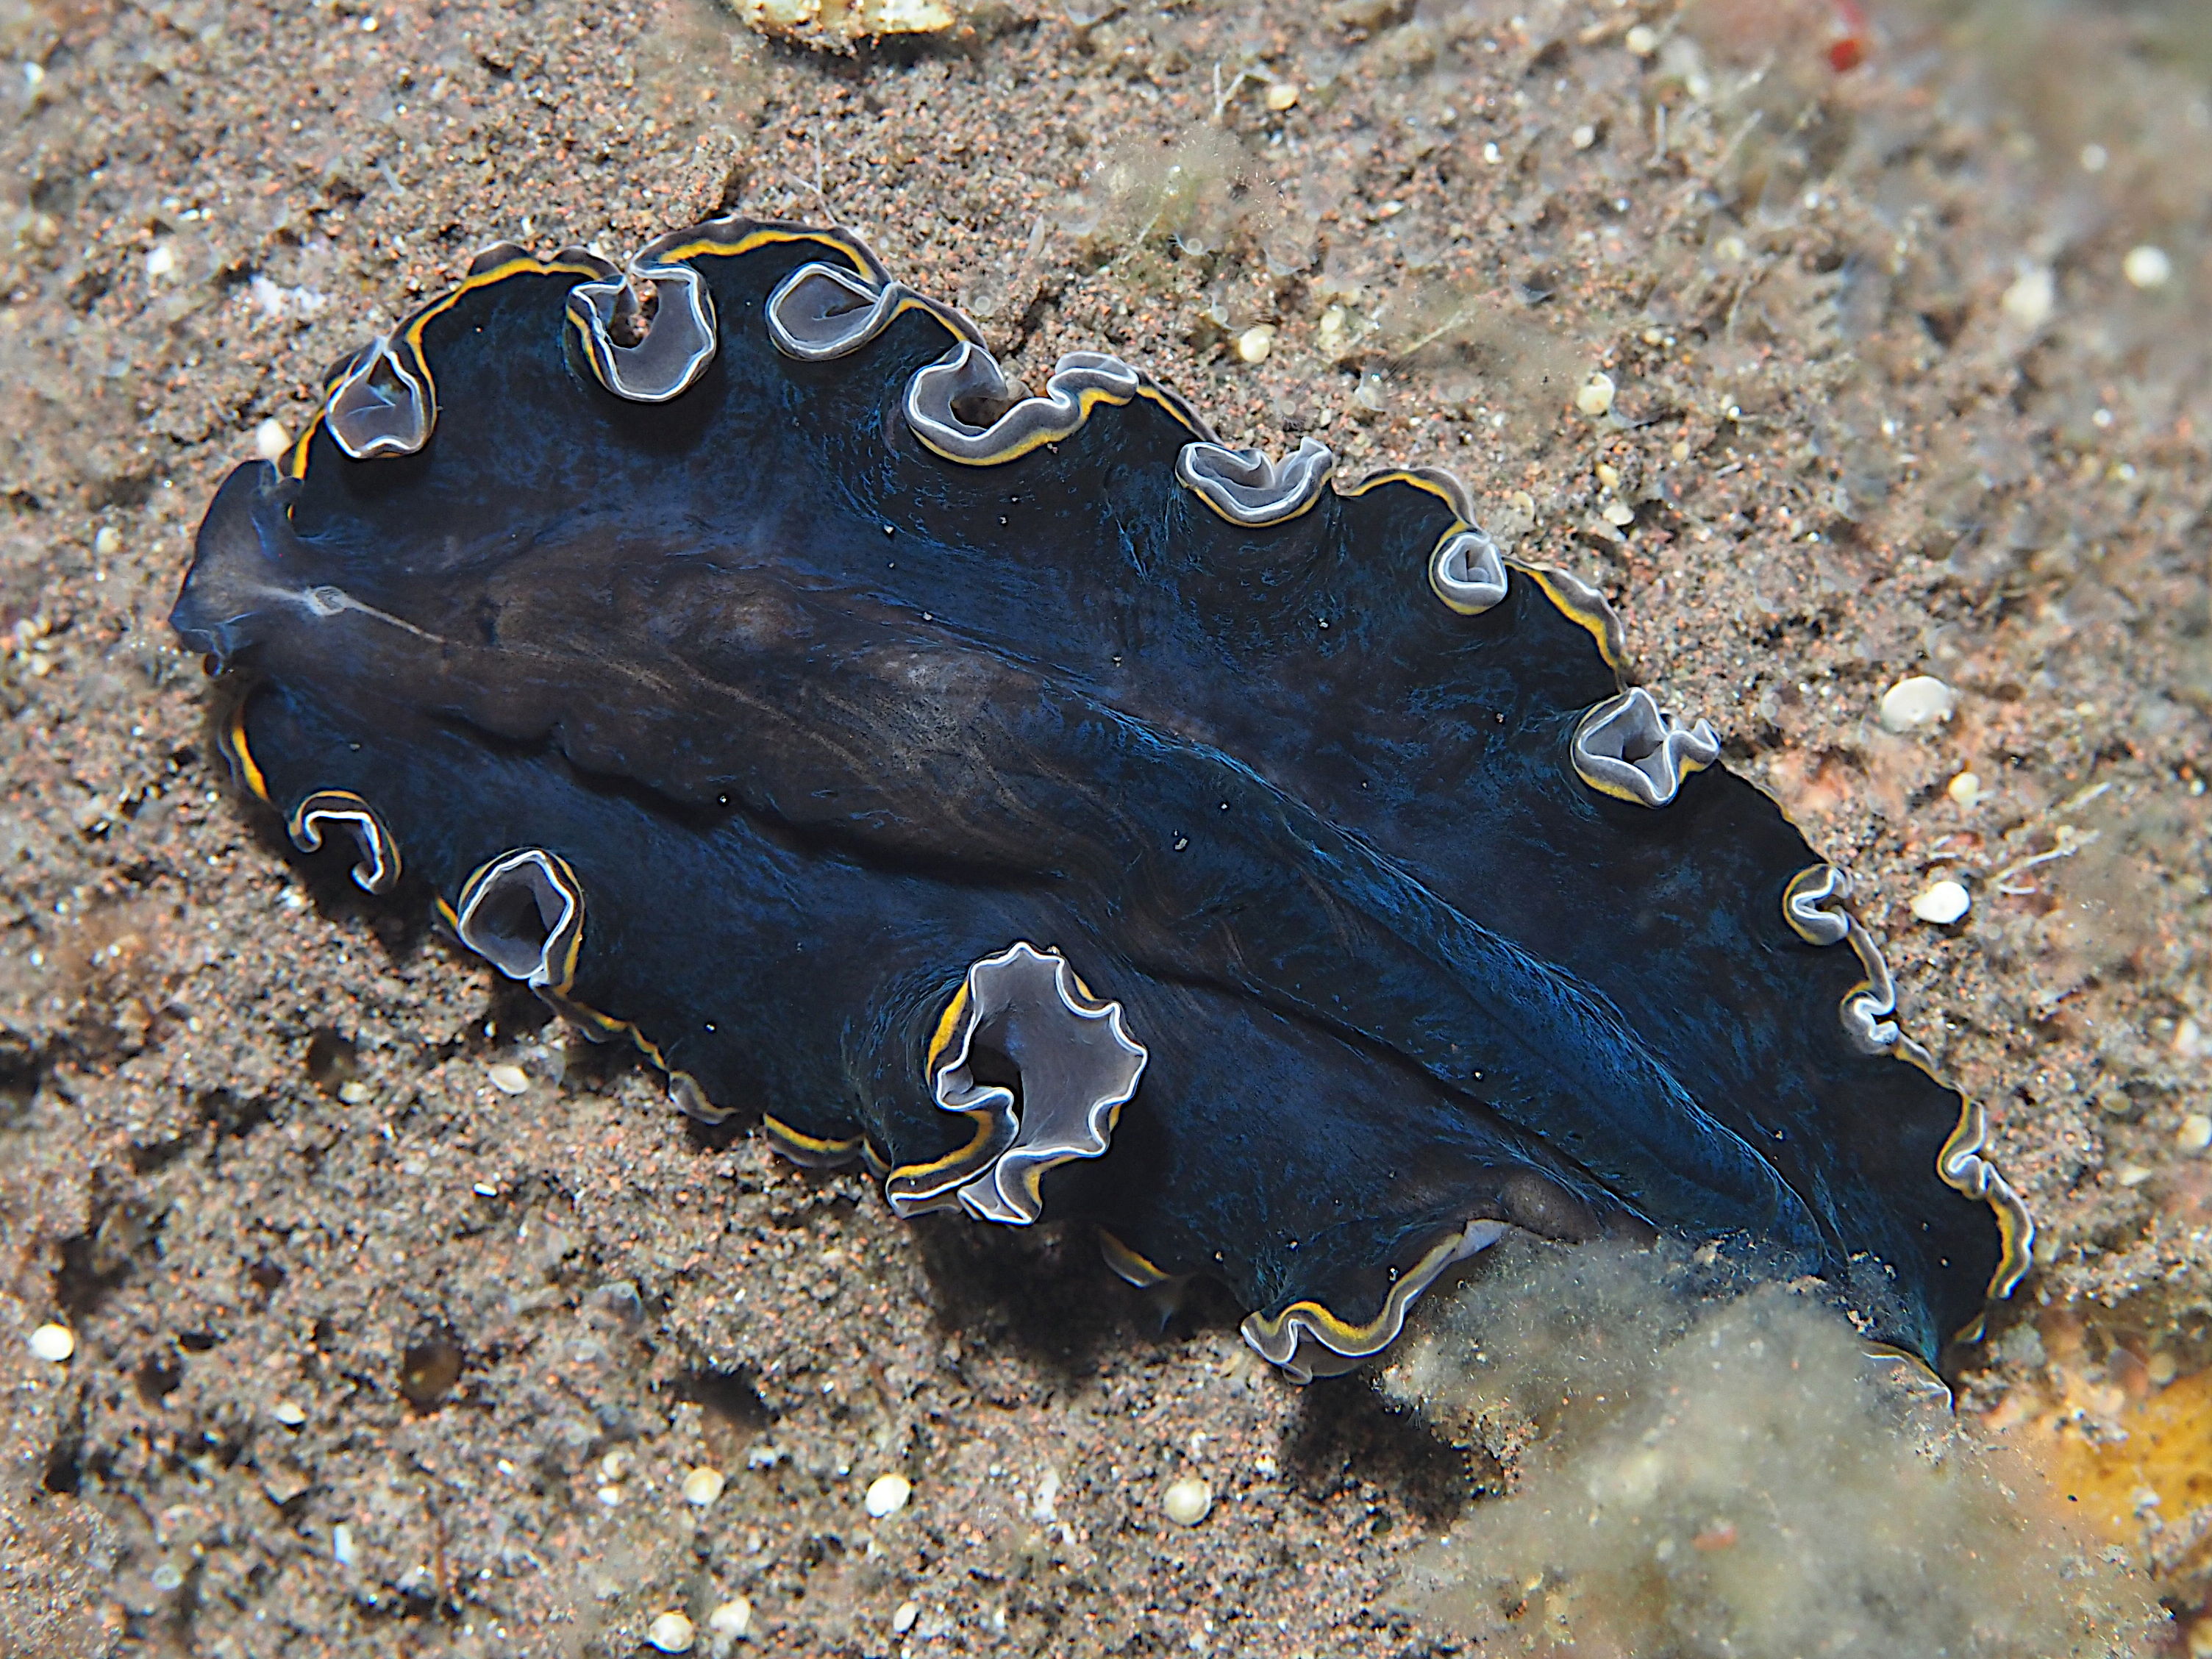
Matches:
[1910,880,1971,926]
[865,1473,911,1518]
[1162,1476,1213,1526]
[1877,675,1957,733]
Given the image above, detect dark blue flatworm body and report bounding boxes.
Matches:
[171,219,2031,1379]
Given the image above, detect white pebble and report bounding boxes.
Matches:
[682,1466,727,1507]
[273,1399,307,1427]
[1947,770,1981,807]
[1877,674,1956,733]
[2123,246,2173,290]
[1263,82,1299,112]
[1624,23,1659,56]
[254,418,292,462]
[145,243,176,280]
[93,526,122,558]
[1910,880,1971,926]
[486,1063,531,1096]
[865,1473,911,1518]
[1571,123,1596,150]
[332,1523,356,1566]
[1235,324,1274,365]
[2001,267,2055,329]
[1162,1476,1213,1527]
[28,1323,74,1363]
[707,1597,752,1638]
[2178,1115,2212,1155]
[646,1611,696,1654]
[1574,372,1616,418]
[892,1602,920,1634]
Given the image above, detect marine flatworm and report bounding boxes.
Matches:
[171,218,2033,1382]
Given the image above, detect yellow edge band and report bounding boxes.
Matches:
[1991,1196,2034,1297]
[1578,770,1647,806]
[221,699,271,802]
[912,382,1141,468]
[436,843,866,1166]
[924,981,970,1074]
[287,787,371,843]
[1571,749,1715,806]
[1511,561,1624,669]
[1334,467,1458,507]
[284,251,621,482]
[1841,916,2036,1322]
[1807,889,2036,1327]
[1245,1227,1474,1357]
[563,308,598,372]
[762,1113,863,1162]
[1935,1099,2036,1313]
[1246,1300,1376,1351]
[885,1108,999,1193]
[649,224,880,276]
[548,852,587,994]
[1190,479,1327,530]
[1138,384,1205,440]
[1098,1230,1174,1288]
[907,368,1220,474]
[1781,866,1841,944]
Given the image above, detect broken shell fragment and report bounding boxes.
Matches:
[736,0,955,48]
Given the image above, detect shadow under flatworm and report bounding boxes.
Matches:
[168,215,2030,1382]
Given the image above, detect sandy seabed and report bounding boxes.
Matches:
[0,0,2208,1653]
